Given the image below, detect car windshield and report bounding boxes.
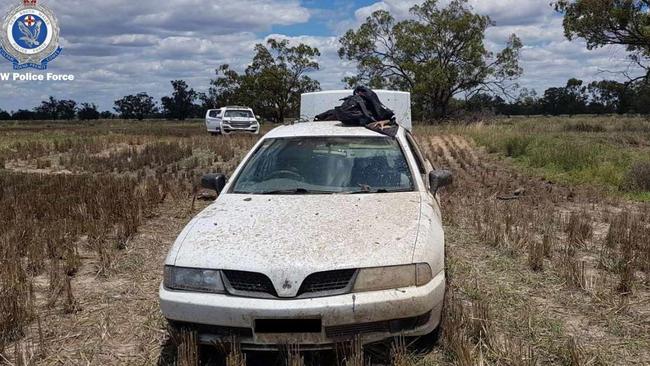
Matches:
[232,137,414,194]
[225,110,254,118]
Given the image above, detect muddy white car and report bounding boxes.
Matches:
[160,121,451,350]
[205,106,260,135]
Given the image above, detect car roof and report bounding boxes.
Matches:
[265,121,397,139]
[223,106,252,110]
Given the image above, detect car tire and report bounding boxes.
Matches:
[210,131,220,136]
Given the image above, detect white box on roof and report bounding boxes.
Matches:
[300,90,412,131]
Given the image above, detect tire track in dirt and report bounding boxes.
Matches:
[426,136,457,168]
[422,133,650,365]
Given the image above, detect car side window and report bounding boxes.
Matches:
[405,132,427,175]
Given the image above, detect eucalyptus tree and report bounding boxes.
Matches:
[207,39,321,122]
[338,0,523,118]
[555,0,650,80]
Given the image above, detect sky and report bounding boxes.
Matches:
[0,0,644,112]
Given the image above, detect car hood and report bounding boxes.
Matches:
[172,192,421,296]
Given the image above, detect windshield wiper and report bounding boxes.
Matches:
[347,187,413,194]
[259,188,334,195]
[347,184,373,194]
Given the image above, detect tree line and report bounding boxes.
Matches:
[466,78,650,116]
[1,0,648,122]
[0,97,112,121]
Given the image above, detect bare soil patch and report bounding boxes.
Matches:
[9,199,207,365]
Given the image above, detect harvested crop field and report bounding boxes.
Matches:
[1,118,648,365]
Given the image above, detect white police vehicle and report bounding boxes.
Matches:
[205,106,260,135]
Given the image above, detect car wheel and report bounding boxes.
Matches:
[210,132,220,136]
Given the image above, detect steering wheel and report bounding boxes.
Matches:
[267,170,305,181]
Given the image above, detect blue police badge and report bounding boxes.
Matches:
[0,0,62,70]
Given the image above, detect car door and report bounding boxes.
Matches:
[206,109,222,131]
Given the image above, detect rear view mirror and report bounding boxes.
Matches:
[256,115,261,120]
[201,174,227,195]
[429,170,453,194]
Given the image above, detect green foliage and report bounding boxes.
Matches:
[33,96,77,120]
[503,135,533,158]
[77,103,100,121]
[622,161,650,191]
[206,38,321,122]
[555,0,650,71]
[526,139,603,171]
[114,93,158,120]
[0,109,11,120]
[10,110,36,120]
[34,96,58,120]
[161,80,200,121]
[57,100,77,120]
[471,131,532,157]
[542,78,588,116]
[338,0,523,118]
[563,121,606,132]
[493,77,650,116]
[465,116,650,197]
[99,111,114,119]
[587,80,630,114]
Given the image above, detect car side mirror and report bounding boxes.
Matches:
[256,115,261,120]
[201,174,227,195]
[429,170,453,194]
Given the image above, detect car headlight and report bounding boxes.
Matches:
[164,266,225,293]
[353,264,433,292]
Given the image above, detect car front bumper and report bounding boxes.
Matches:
[222,123,260,134]
[159,271,445,349]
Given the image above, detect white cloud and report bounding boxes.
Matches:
[0,0,645,112]
[0,0,312,111]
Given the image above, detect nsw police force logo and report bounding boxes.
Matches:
[0,0,61,70]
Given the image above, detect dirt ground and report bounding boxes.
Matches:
[4,132,649,366]
[8,199,203,365]
[419,134,649,365]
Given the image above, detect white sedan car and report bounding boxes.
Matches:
[160,121,451,350]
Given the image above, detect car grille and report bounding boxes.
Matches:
[169,320,253,338]
[223,270,277,296]
[325,312,431,340]
[222,269,356,298]
[227,121,251,128]
[298,269,357,296]
[325,322,387,339]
